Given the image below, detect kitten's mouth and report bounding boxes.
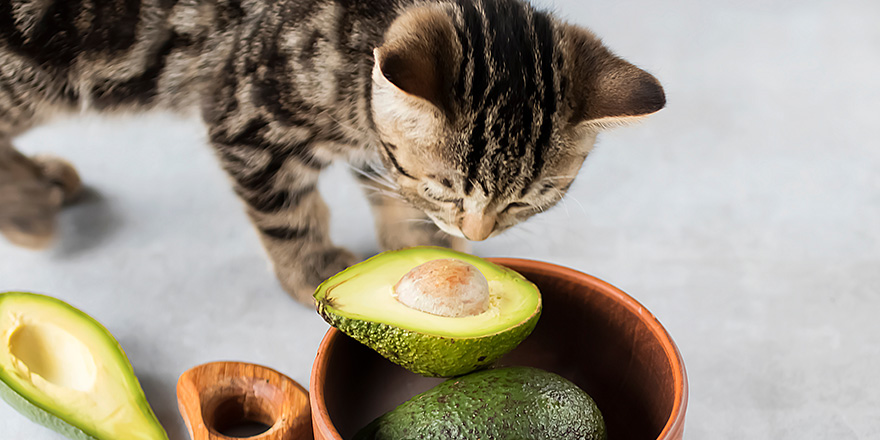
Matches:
[488,224,511,239]
[426,214,507,241]
[425,214,467,239]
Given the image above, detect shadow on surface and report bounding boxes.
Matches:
[53,186,123,257]
[138,372,187,440]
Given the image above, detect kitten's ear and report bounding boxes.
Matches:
[373,5,458,112]
[561,26,666,124]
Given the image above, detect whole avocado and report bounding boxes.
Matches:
[354,366,606,440]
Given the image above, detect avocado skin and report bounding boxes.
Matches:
[0,377,97,440]
[354,366,607,440]
[317,299,540,377]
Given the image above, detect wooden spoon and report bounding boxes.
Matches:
[177,361,312,440]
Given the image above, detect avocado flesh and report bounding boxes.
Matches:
[0,292,168,440]
[315,247,541,377]
[355,366,607,440]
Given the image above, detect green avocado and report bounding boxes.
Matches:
[354,366,607,440]
[0,292,168,440]
[315,247,541,377]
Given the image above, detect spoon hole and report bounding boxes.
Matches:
[218,420,272,438]
[208,395,277,438]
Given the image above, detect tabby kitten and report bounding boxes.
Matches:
[0,0,664,304]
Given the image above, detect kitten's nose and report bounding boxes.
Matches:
[460,212,496,241]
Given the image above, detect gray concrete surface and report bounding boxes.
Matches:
[1,0,879,438]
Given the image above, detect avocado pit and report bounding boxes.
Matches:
[393,259,490,318]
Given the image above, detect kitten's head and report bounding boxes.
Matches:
[370,0,664,241]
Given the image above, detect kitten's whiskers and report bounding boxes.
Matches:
[359,184,404,201]
[349,164,399,191]
[400,218,434,225]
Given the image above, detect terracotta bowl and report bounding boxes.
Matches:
[310,258,688,439]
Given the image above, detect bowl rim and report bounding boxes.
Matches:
[310,257,688,440]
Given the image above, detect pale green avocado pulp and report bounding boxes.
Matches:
[315,247,541,377]
[0,292,168,440]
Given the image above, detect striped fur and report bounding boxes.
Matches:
[0,0,664,304]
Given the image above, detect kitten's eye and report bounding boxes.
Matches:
[423,187,462,207]
[502,202,531,213]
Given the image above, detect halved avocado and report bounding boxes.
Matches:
[0,292,168,440]
[315,247,541,377]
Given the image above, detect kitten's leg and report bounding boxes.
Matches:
[354,167,469,253]
[213,136,356,305]
[0,55,81,248]
[0,69,81,250]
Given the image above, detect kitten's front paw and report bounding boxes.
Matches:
[277,246,359,306]
[33,155,82,204]
[0,179,62,249]
[310,246,359,283]
[0,154,81,249]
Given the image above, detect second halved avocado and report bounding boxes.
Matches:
[315,247,541,377]
[0,292,167,440]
